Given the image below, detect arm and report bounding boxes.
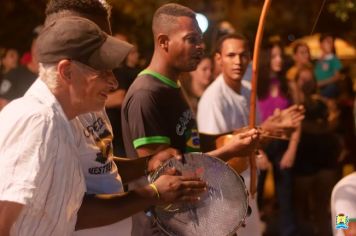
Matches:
[317,71,342,88]
[0,201,24,236]
[260,104,305,139]
[76,185,156,229]
[114,147,180,184]
[135,129,259,164]
[76,174,206,230]
[287,80,301,104]
[207,128,259,161]
[280,126,301,169]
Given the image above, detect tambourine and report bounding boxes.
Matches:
[149,152,249,236]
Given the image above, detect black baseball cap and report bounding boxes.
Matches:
[36,16,133,70]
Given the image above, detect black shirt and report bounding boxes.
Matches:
[294,97,340,175]
[121,69,201,158]
[105,65,140,156]
[0,66,37,101]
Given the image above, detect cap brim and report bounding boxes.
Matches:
[88,35,133,70]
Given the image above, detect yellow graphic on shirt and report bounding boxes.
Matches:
[94,129,113,164]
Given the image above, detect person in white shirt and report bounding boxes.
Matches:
[331,172,356,236]
[0,16,206,236]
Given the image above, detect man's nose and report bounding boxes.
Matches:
[107,72,118,90]
[234,55,242,64]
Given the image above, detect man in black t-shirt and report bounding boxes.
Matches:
[121,4,259,235]
[0,66,37,101]
[122,3,258,161]
[122,69,201,158]
[0,37,38,109]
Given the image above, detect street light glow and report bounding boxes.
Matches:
[196,13,209,33]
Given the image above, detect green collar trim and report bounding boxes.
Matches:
[139,69,180,89]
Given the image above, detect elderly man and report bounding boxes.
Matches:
[0,16,206,236]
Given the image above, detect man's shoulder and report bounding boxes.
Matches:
[332,173,356,202]
[1,96,56,124]
[124,74,169,106]
[334,173,356,191]
[128,74,160,91]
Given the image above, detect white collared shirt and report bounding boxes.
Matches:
[0,79,85,236]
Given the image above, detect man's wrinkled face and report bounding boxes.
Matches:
[167,16,204,72]
[217,38,250,82]
[70,61,118,112]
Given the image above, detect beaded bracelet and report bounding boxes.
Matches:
[149,183,160,199]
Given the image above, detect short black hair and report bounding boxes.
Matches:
[45,0,110,18]
[215,33,249,54]
[152,3,196,36]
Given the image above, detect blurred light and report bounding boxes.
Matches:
[288,34,296,42]
[196,13,209,33]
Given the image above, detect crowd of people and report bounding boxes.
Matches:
[0,1,355,236]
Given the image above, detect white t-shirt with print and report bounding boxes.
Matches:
[71,110,123,194]
[71,111,132,236]
[0,79,85,236]
[72,110,131,236]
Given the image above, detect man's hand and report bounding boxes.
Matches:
[262,105,305,139]
[256,149,271,170]
[152,174,207,204]
[225,128,260,157]
[147,148,181,173]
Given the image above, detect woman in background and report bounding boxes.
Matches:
[286,42,312,103]
[257,42,299,236]
[180,56,213,114]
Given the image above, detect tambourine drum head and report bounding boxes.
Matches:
[150,153,248,236]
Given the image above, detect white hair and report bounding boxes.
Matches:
[39,63,59,90]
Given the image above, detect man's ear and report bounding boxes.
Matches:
[157,34,169,51]
[57,60,72,84]
[215,52,222,67]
